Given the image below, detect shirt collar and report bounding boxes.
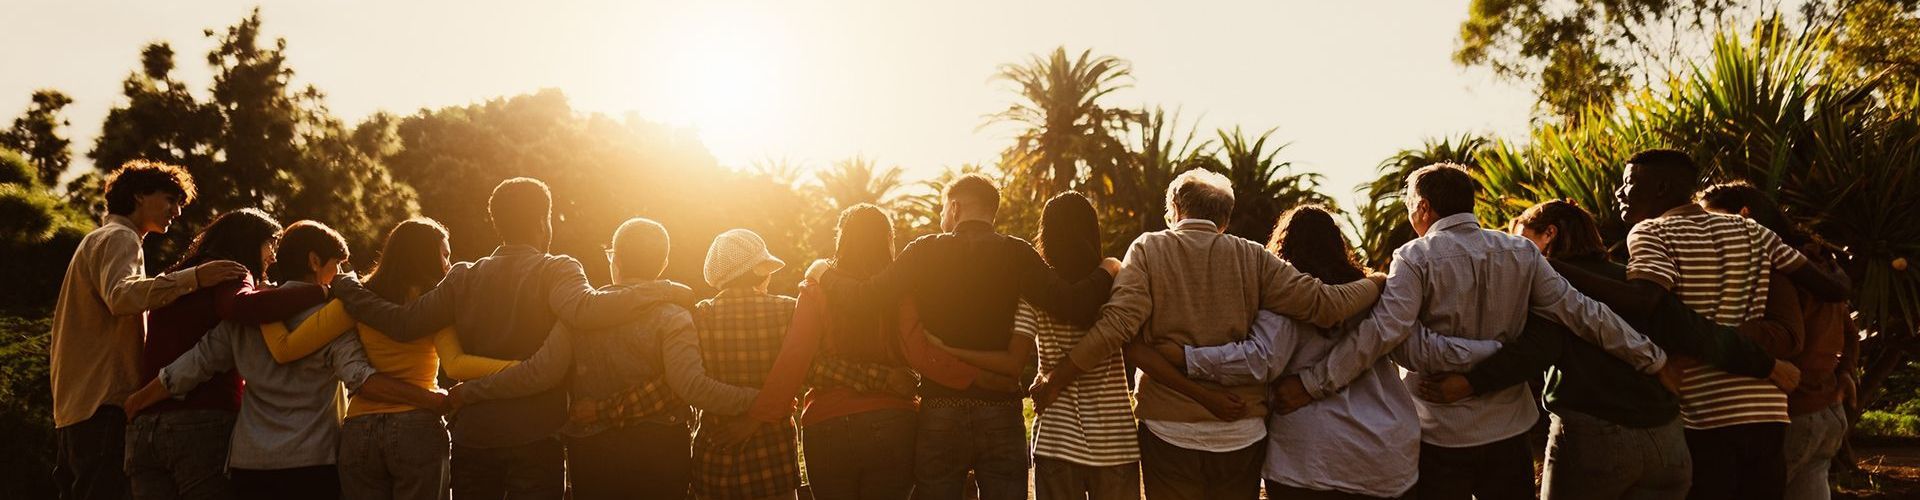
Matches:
[1173,219,1220,232]
[1431,212,1481,233]
[103,214,136,231]
[491,244,541,257]
[1657,204,1708,219]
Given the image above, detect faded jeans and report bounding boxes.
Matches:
[914,404,1028,500]
[449,438,565,500]
[1782,404,1847,500]
[124,410,236,500]
[804,409,916,500]
[1541,410,1691,500]
[339,410,449,500]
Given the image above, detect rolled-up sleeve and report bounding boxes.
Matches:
[159,324,239,397]
[323,333,378,392]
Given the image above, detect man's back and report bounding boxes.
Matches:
[1627,205,1804,429]
[441,245,576,447]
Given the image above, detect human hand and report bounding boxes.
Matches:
[569,399,601,426]
[122,380,170,421]
[709,416,763,450]
[429,391,454,416]
[193,260,250,288]
[1417,373,1474,403]
[1197,389,1247,421]
[1769,360,1802,393]
[1658,363,1685,395]
[1029,375,1064,414]
[885,369,920,398]
[973,371,1020,394]
[1151,342,1185,369]
[1099,258,1123,276]
[1270,375,1313,414]
[445,384,469,414]
[804,259,832,284]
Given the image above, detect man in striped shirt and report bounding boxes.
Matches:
[1614,149,1850,500]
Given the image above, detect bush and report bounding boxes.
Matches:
[0,315,54,498]
[1856,410,1920,438]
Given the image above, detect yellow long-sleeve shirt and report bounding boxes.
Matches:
[259,299,514,417]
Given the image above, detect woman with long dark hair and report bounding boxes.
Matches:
[1701,183,1857,500]
[745,204,1009,500]
[122,208,329,500]
[254,217,459,500]
[127,220,447,500]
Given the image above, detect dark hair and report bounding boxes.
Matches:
[1627,148,1701,193]
[1035,192,1102,280]
[489,177,551,243]
[364,218,451,303]
[613,218,671,282]
[1512,200,1608,260]
[1407,163,1477,217]
[826,204,903,360]
[833,204,896,279]
[1698,181,1813,248]
[1266,205,1367,285]
[943,174,1000,219]
[165,208,281,281]
[267,221,350,284]
[105,160,197,216]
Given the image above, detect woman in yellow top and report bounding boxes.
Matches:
[258,218,505,500]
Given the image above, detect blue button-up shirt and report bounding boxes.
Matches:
[1297,213,1666,447]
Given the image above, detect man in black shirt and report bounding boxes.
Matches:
[809,174,1118,500]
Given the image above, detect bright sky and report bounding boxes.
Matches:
[0,0,1537,211]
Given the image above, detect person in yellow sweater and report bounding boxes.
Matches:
[257,218,491,500]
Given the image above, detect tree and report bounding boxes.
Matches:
[1213,126,1333,244]
[85,41,222,227]
[1352,135,1490,267]
[0,90,74,187]
[1107,106,1212,248]
[991,47,1136,198]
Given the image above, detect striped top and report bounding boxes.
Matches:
[1626,204,1807,430]
[1025,300,1141,467]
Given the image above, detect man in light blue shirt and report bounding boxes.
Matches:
[1271,164,1668,500]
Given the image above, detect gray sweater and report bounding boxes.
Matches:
[159,281,376,470]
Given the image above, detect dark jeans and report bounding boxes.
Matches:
[914,404,1028,500]
[803,409,916,500]
[1034,458,1138,500]
[1415,433,1536,500]
[450,438,565,500]
[124,410,236,500]
[339,410,449,500]
[568,421,690,500]
[1265,479,1398,500]
[1541,411,1689,500]
[230,465,339,500]
[55,405,129,500]
[1685,423,1786,500]
[1137,425,1264,500]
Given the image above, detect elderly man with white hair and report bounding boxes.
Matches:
[1030,169,1388,500]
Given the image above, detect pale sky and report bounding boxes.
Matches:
[0,0,1538,211]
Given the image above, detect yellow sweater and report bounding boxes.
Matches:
[259,300,515,417]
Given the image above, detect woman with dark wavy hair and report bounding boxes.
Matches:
[122,208,330,500]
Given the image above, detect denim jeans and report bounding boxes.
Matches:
[1265,479,1399,500]
[55,405,129,500]
[230,465,338,500]
[1541,410,1690,500]
[1685,423,1786,500]
[1137,425,1264,500]
[1414,432,1535,500]
[803,409,916,500]
[124,410,236,500]
[449,438,564,500]
[339,410,449,500]
[914,404,1028,500]
[1034,458,1138,500]
[1782,404,1847,500]
[568,421,691,500]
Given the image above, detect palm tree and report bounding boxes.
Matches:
[1214,126,1333,244]
[1353,135,1491,267]
[814,155,909,214]
[990,47,1136,198]
[1108,106,1214,239]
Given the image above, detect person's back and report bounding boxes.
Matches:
[895,222,1071,401]
[436,246,578,445]
[691,290,800,500]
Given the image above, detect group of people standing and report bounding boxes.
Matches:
[46,147,1855,500]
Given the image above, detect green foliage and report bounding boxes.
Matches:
[0,316,53,500]
[1213,126,1333,244]
[0,148,34,186]
[1857,410,1920,438]
[0,90,72,187]
[992,47,1136,198]
[1352,135,1489,268]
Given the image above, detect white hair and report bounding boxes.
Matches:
[1165,169,1235,225]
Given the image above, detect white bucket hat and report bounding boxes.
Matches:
[704,229,785,289]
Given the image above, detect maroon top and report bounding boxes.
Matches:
[140,275,328,414]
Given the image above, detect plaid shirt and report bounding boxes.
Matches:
[691,291,802,499]
[585,353,912,426]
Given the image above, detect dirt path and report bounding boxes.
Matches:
[1839,446,1920,499]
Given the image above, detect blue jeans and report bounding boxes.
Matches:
[124,409,236,500]
[914,404,1028,500]
[449,438,564,500]
[1542,410,1690,500]
[1782,404,1847,500]
[339,410,449,500]
[804,409,916,500]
